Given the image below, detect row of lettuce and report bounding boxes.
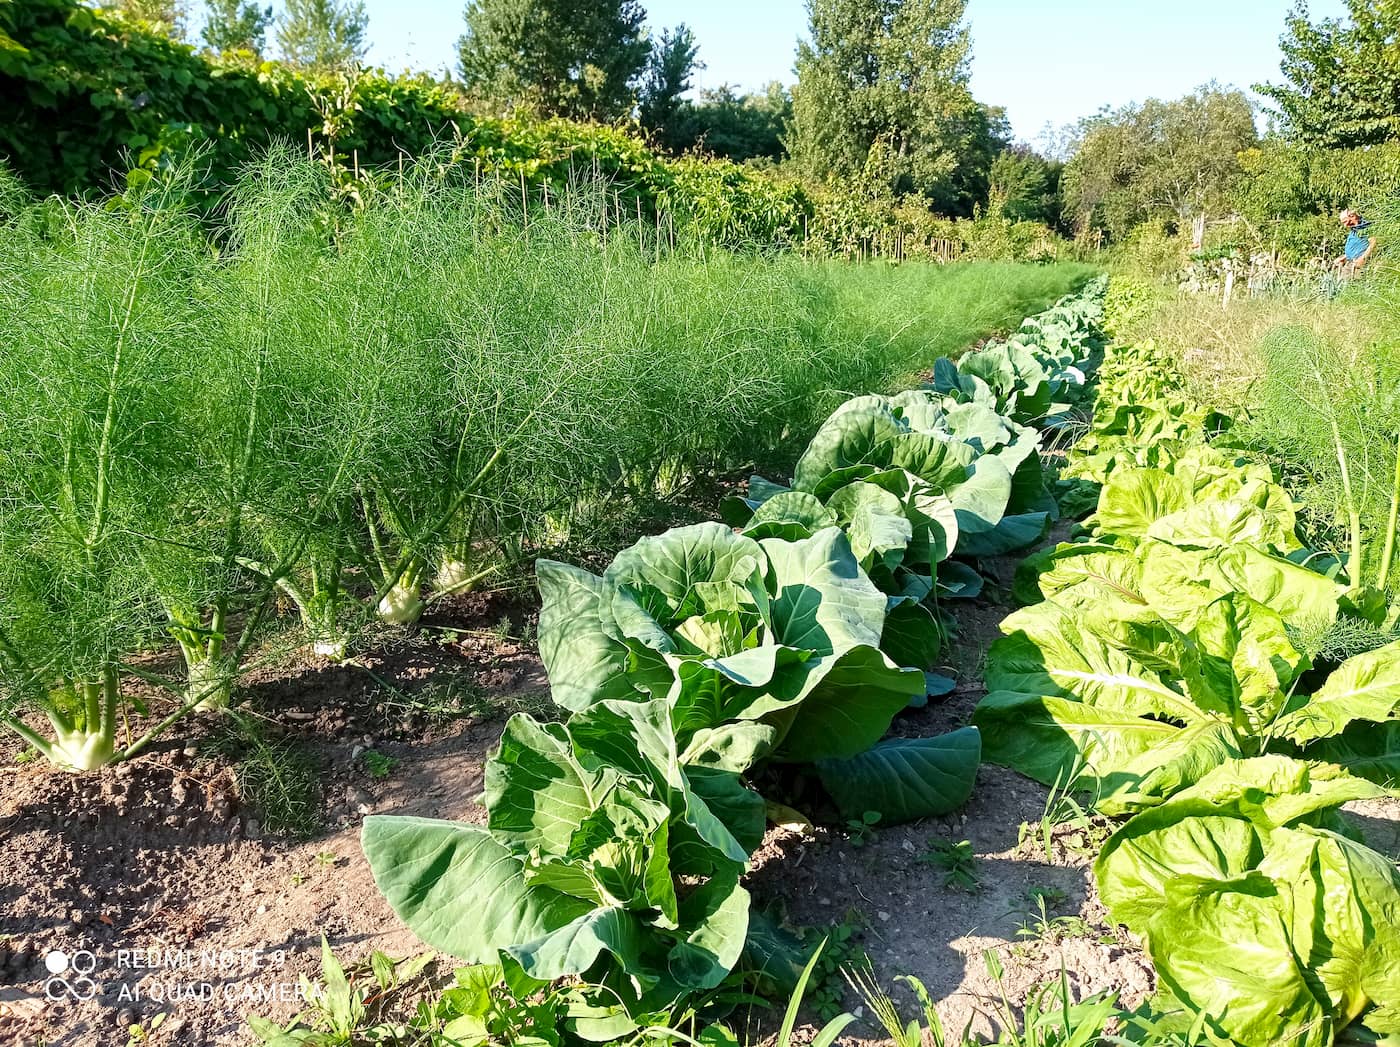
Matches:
[1,0,1059,260]
[358,279,1111,1037]
[973,294,1400,1045]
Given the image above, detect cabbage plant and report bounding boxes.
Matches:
[722,390,1056,690]
[364,522,981,1028]
[535,521,980,817]
[538,523,926,761]
[364,699,760,1030]
[927,277,1106,427]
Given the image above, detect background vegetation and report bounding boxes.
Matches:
[0,151,1087,767]
[0,0,1062,259]
[7,0,1400,269]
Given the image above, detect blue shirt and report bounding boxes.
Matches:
[1345,221,1372,261]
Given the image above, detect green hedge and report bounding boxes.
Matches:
[0,0,1063,259]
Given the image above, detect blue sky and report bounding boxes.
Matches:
[358,0,1351,141]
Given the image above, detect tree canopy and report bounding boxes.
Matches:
[638,23,701,143]
[1061,84,1258,238]
[202,0,273,55]
[988,145,1062,227]
[787,0,996,214]
[1257,0,1400,149]
[276,0,368,72]
[457,0,651,121]
[652,82,791,162]
[113,0,189,38]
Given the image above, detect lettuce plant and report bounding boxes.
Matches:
[980,450,1400,811]
[1081,451,1299,549]
[1095,756,1400,1046]
[1062,339,1217,485]
[981,330,1400,808]
[977,524,1400,811]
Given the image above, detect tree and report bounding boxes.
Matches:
[639,24,701,141]
[113,0,190,39]
[457,0,649,121]
[276,0,368,73]
[662,82,792,162]
[946,103,1012,216]
[788,0,986,212]
[988,145,1062,226]
[202,0,272,54]
[1061,85,1258,238]
[1257,0,1400,149]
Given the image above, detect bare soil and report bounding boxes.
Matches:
[3,539,1394,1047]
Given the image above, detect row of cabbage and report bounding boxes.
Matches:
[973,307,1400,1046]
[359,279,1111,1037]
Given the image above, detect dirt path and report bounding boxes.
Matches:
[0,536,1160,1047]
[5,577,1397,1047]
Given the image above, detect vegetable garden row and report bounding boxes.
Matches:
[0,158,1083,775]
[359,280,1110,1035]
[975,316,1400,1045]
[361,275,1400,1046]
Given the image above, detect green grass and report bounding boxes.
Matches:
[1111,272,1399,598]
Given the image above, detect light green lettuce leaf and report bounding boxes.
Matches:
[1093,468,1190,537]
[1145,498,1296,552]
[1275,639,1400,745]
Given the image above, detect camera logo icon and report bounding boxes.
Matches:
[43,950,99,1002]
